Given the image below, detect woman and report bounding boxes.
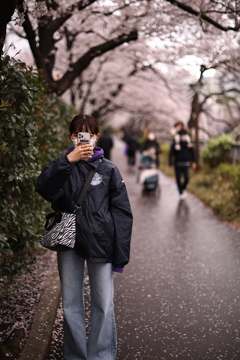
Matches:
[35,114,133,360]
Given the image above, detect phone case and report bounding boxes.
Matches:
[78,132,90,144]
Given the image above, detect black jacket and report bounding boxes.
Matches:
[98,135,113,152]
[169,141,196,166]
[142,140,161,154]
[35,155,133,268]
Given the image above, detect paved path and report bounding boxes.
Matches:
[112,138,240,360]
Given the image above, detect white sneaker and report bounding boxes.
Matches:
[180,193,186,199]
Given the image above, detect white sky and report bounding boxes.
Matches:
[4,33,34,64]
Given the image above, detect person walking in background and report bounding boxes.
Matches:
[169,128,197,199]
[35,114,133,360]
[142,131,162,167]
[98,128,114,160]
[126,133,139,167]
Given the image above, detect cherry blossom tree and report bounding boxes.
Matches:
[9,0,145,94]
[6,0,240,135]
[143,0,240,135]
[61,40,192,131]
[162,0,240,33]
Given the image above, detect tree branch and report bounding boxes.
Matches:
[198,125,212,139]
[200,88,240,108]
[92,0,144,16]
[80,60,105,112]
[202,108,234,129]
[50,30,138,94]
[21,10,45,70]
[164,0,240,32]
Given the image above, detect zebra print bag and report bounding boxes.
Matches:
[40,212,76,251]
[39,166,97,252]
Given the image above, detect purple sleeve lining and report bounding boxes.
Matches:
[113,267,124,273]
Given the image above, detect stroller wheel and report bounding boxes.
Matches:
[142,188,146,196]
[142,188,150,196]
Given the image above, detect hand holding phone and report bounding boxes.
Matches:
[67,132,93,162]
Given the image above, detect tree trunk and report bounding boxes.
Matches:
[0,0,23,68]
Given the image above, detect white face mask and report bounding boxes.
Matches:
[148,133,155,141]
[89,138,97,147]
[72,136,97,148]
[71,138,78,148]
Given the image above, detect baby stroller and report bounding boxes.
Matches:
[137,153,160,196]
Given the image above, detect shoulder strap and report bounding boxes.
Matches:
[75,160,100,208]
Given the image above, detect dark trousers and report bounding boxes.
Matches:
[127,150,136,166]
[174,165,189,195]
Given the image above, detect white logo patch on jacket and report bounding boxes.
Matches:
[91,172,103,186]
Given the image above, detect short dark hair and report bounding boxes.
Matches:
[179,128,187,135]
[69,115,99,135]
[175,121,183,128]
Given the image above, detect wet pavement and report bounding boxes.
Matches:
[48,138,240,360]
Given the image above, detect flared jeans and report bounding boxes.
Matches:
[57,250,117,360]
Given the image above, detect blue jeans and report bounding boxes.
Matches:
[174,165,190,195]
[57,250,117,360]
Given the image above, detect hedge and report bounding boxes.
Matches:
[0,56,77,276]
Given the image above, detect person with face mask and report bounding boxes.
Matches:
[35,114,133,360]
[142,131,162,167]
[169,128,197,199]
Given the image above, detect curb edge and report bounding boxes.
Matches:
[20,257,61,360]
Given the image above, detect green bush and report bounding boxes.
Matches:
[202,134,234,168]
[215,163,239,181]
[188,162,240,226]
[0,56,77,276]
[231,172,240,212]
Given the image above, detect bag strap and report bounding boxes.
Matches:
[75,160,101,209]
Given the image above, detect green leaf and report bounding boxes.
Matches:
[0,55,77,276]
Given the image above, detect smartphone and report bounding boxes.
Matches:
[78,132,90,144]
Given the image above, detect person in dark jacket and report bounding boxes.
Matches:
[35,114,133,360]
[169,128,196,199]
[126,133,139,167]
[97,128,114,160]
